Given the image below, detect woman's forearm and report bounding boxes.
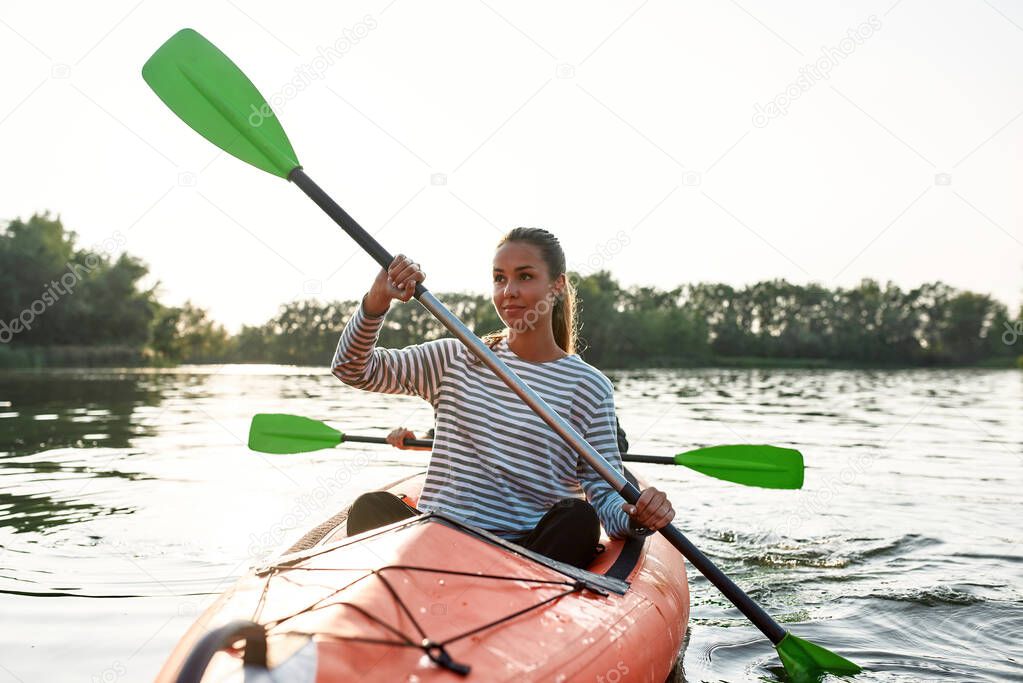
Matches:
[362,292,390,318]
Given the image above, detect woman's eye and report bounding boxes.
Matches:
[493,275,504,283]
[520,273,532,280]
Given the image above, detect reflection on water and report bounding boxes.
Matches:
[1,371,164,456]
[0,371,165,536]
[0,365,1021,682]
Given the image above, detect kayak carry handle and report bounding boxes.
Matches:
[175,620,267,683]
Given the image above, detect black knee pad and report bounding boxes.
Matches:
[553,498,600,540]
[347,491,418,536]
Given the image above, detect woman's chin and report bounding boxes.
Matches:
[498,314,522,328]
[507,319,535,334]
[499,311,520,324]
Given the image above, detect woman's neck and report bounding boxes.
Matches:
[505,327,568,363]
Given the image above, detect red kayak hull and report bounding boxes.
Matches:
[156,473,690,682]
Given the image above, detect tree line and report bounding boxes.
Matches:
[0,213,230,366]
[2,213,1020,368]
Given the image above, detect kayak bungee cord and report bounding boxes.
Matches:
[246,514,613,677]
[259,565,586,676]
[142,28,860,681]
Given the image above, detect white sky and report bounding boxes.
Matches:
[1,0,1021,332]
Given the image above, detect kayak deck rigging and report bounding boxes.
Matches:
[256,557,593,675]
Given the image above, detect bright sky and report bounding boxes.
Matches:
[2,0,1021,332]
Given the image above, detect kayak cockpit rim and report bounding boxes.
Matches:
[260,512,633,596]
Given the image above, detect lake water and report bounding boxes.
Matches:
[1,365,1020,682]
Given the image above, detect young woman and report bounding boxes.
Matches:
[332,228,674,568]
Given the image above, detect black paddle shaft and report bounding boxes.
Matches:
[289,166,788,648]
[342,434,433,449]
[650,496,789,644]
[289,167,425,298]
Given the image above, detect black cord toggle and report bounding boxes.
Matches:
[422,639,471,676]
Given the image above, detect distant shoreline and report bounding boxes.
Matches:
[3,345,1019,371]
[604,355,1021,370]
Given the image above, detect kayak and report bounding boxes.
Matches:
[156,470,690,682]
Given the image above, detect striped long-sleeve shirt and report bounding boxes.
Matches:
[331,300,636,539]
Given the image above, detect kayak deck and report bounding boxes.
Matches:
[157,473,690,682]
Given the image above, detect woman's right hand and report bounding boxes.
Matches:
[365,254,426,314]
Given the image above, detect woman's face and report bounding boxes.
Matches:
[493,241,564,331]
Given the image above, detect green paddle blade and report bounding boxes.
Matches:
[142,28,300,178]
[776,632,862,681]
[675,445,804,490]
[249,413,342,454]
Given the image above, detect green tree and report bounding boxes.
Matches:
[151,301,231,362]
[0,213,156,349]
[573,270,624,364]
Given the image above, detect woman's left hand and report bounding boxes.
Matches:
[622,487,675,530]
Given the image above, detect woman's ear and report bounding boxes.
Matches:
[551,273,567,300]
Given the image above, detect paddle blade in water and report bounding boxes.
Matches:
[674,445,804,489]
[142,28,300,178]
[776,632,862,681]
[248,413,342,454]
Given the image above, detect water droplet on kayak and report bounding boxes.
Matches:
[437,579,445,585]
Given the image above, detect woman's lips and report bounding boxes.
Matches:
[502,305,526,314]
